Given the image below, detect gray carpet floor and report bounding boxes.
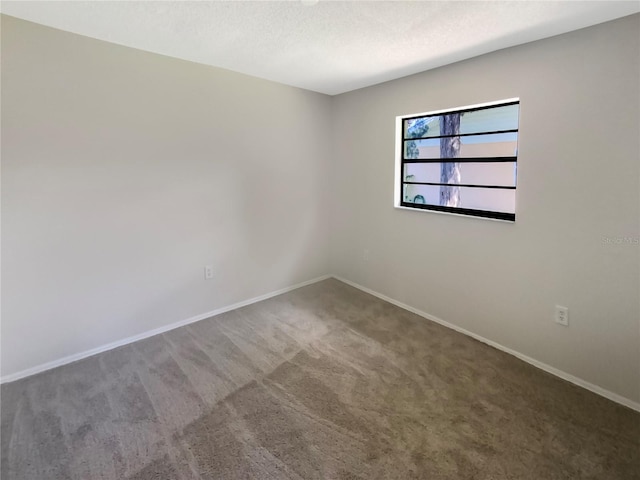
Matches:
[1,279,639,479]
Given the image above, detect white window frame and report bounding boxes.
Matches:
[394,98,520,222]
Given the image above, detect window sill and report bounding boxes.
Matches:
[394,205,515,223]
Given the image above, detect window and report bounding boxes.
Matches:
[396,99,520,221]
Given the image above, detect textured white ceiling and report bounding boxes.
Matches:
[2,1,638,95]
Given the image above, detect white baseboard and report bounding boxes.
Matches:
[3,272,639,413]
[332,275,640,413]
[0,274,332,385]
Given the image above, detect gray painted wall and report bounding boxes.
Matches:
[2,14,639,405]
[1,16,332,377]
[329,14,639,404]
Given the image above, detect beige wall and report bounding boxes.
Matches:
[330,14,640,403]
[1,16,332,377]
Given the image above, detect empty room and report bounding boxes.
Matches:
[1,1,639,479]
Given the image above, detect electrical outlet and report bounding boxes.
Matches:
[363,249,370,261]
[555,305,569,326]
[204,265,214,280]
